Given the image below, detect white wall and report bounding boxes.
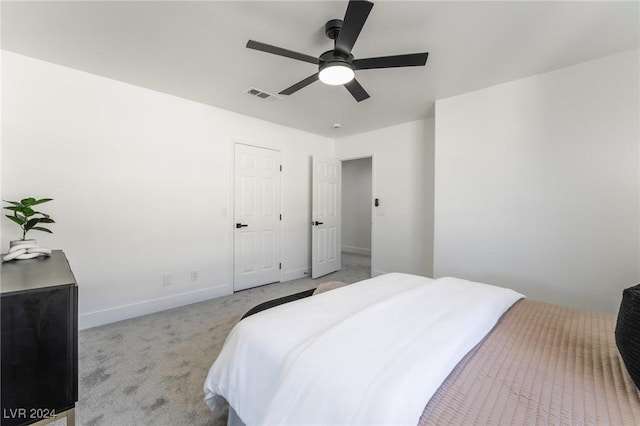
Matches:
[434,49,640,314]
[335,119,435,277]
[1,51,332,328]
[341,158,372,255]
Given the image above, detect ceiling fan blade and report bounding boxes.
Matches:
[335,1,373,55]
[354,52,429,70]
[344,78,370,102]
[246,40,319,65]
[279,73,320,95]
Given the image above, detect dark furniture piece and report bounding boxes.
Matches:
[1,250,78,426]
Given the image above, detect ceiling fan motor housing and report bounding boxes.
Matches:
[319,50,354,70]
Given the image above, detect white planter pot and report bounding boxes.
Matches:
[10,239,37,248]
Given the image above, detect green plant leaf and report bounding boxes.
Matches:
[3,200,22,207]
[4,206,35,217]
[21,197,36,206]
[38,218,55,224]
[31,198,53,205]
[5,214,24,226]
[4,206,23,212]
[25,218,41,231]
[31,226,53,234]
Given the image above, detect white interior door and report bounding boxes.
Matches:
[312,157,341,279]
[234,144,281,291]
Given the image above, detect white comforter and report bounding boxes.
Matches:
[204,273,523,426]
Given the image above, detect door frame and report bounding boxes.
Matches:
[230,140,284,291]
[338,154,376,277]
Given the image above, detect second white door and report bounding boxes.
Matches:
[311,156,341,278]
[234,144,281,291]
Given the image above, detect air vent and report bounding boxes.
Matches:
[245,87,279,100]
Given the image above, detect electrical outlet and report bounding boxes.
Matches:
[190,270,199,282]
[163,274,172,286]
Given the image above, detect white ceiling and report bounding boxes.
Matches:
[2,1,638,138]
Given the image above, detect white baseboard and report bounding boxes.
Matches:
[282,267,310,282]
[79,283,232,330]
[341,246,372,256]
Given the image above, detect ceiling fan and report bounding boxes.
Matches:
[246,0,429,102]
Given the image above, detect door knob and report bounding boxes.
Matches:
[236,223,248,228]
[313,221,324,226]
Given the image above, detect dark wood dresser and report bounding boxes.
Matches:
[1,250,78,426]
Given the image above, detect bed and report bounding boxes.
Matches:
[204,273,640,425]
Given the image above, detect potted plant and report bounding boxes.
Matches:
[4,197,55,245]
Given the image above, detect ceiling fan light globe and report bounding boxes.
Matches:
[319,64,355,85]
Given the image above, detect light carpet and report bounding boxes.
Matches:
[69,253,371,426]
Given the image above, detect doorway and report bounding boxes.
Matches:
[341,157,372,277]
